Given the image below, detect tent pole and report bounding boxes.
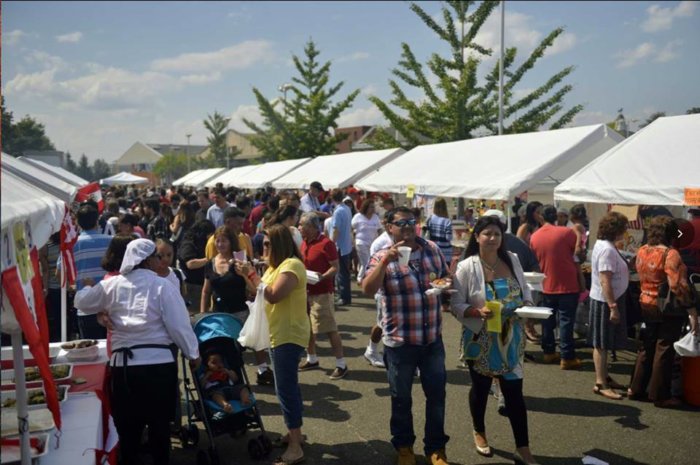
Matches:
[12,331,31,465]
[506,199,512,233]
[61,267,67,342]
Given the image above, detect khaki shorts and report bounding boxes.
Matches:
[308,293,338,334]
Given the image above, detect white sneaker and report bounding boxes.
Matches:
[364,349,385,368]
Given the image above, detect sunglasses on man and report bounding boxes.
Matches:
[391,219,417,227]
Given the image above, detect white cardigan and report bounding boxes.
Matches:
[450,252,533,333]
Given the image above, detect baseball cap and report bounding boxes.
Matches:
[557,207,569,215]
[483,209,506,226]
[310,181,324,191]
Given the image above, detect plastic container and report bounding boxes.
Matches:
[681,356,700,407]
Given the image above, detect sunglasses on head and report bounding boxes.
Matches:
[263,241,271,247]
[392,219,416,227]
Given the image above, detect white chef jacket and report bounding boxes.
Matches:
[74,268,199,367]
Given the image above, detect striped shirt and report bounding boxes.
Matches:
[426,214,452,261]
[73,230,112,315]
[366,236,448,347]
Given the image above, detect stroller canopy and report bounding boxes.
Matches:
[194,313,243,343]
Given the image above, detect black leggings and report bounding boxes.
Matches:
[468,363,529,448]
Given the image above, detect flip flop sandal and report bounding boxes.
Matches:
[593,384,623,400]
[272,435,308,448]
[606,376,626,390]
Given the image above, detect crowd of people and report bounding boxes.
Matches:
[34,180,700,465]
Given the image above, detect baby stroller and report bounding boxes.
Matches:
[180,313,272,465]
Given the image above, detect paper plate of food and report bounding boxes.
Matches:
[515,306,553,319]
[61,339,100,362]
[428,278,456,294]
[2,364,73,387]
[523,272,546,284]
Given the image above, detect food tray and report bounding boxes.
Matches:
[1,385,69,410]
[1,408,55,436]
[306,270,321,285]
[0,432,50,464]
[1,364,73,387]
[1,346,61,365]
[61,340,100,362]
[515,307,553,320]
[523,272,546,284]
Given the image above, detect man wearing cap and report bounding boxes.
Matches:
[74,238,200,465]
[300,181,330,219]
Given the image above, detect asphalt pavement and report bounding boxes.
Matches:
[171,283,698,465]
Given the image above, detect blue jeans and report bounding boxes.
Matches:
[384,337,449,455]
[541,293,579,360]
[335,253,352,303]
[270,343,305,429]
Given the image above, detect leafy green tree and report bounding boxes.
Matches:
[2,113,56,155]
[686,107,700,115]
[204,112,230,166]
[91,158,112,181]
[153,152,189,184]
[65,151,78,174]
[1,96,13,149]
[77,154,93,181]
[639,111,666,129]
[243,39,360,160]
[369,1,583,149]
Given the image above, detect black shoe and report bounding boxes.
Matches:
[329,366,348,380]
[256,368,274,386]
[298,360,320,371]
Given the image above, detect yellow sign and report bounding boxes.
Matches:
[13,223,33,284]
[406,184,416,200]
[685,188,700,206]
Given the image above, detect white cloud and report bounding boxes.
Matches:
[615,42,656,68]
[227,6,252,23]
[229,104,264,132]
[6,66,182,110]
[615,40,683,68]
[150,40,275,73]
[337,106,385,127]
[180,72,223,84]
[572,110,615,127]
[56,31,83,43]
[654,39,683,63]
[24,50,66,70]
[361,84,378,96]
[641,1,696,33]
[336,51,370,63]
[544,32,577,57]
[4,30,27,46]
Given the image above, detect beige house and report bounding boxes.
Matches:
[198,129,265,167]
[113,142,208,173]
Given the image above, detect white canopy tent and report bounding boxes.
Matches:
[554,114,700,206]
[270,148,406,190]
[180,168,227,188]
[1,152,78,204]
[1,170,65,464]
[173,169,206,186]
[356,124,622,201]
[100,171,149,186]
[232,158,312,190]
[18,156,89,187]
[205,164,263,188]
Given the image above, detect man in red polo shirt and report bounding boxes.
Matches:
[530,204,582,370]
[298,212,348,380]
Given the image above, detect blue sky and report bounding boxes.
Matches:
[3,1,699,163]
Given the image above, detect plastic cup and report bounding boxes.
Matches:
[233,250,247,262]
[397,246,412,267]
[485,300,503,333]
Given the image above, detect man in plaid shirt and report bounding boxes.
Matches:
[363,206,450,465]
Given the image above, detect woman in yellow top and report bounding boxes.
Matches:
[236,224,309,465]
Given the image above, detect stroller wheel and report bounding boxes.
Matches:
[248,438,264,460]
[196,450,209,465]
[259,434,273,454]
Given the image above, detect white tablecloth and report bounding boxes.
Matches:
[41,393,101,465]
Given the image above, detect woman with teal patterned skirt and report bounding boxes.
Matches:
[451,215,540,465]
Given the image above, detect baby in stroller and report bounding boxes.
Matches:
[201,350,252,418]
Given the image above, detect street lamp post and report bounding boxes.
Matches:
[186,133,192,173]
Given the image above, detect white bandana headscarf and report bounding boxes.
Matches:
[119,238,156,275]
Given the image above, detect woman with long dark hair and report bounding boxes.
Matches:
[451,216,538,465]
[516,201,543,245]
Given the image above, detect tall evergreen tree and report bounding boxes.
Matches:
[77,154,93,181]
[369,1,583,149]
[243,39,360,160]
[65,151,78,173]
[1,98,56,155]
[204,112,230,166]
[153,152,188,184]
[91,158,112,181]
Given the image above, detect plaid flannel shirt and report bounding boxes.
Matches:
[366,236,448,347]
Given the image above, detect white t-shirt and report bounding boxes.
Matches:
[352,213,382,245]
[370,231,393,256]
[323,217,333,239]
[589,239,629,302]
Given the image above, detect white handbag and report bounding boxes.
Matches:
[237,284,270,351]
